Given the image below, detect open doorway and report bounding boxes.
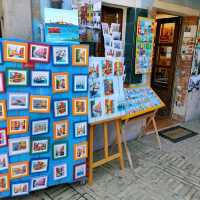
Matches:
[151,14,181,117]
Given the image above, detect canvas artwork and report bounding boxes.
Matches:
[74,163,86,180]
[74,142,88,160]
[54,163,67,180]
[9,161,29,179]
[31,71,50,87]
[72,45,89,66]
[0,154,8,171]
[0,128,7,147]
[53,46,69,65]
[11,182,29,197]
[8,93,29,110]
[52,72,68,93]
[7,69,28,86]
[72,98,88,116]
[31,159,48,173]
[3,41,28,63]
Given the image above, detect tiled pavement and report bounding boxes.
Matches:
[5,119,200,200]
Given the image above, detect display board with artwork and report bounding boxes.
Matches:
[135,17,155,74]
[0,39,88,198]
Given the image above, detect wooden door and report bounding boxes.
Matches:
[152,17,181,116]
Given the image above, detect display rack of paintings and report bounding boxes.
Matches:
[135,17,155,74]
[0,39,88,198]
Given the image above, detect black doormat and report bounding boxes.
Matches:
[159,126,198,143]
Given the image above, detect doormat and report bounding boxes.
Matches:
[159,126,198,143]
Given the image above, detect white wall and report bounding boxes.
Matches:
[2,0,32,40]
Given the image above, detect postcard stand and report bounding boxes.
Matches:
[121,110,161,169]
[88,117,124,185]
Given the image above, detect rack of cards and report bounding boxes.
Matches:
[0,39,89,198]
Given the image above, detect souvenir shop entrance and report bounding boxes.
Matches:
[151,15,181,117]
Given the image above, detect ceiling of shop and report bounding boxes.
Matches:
[161,0,200,9]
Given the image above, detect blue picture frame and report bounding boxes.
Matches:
[31,70,51,87]
[53,99,69,118]
[31,118,50,136]
[53,142,68,160]
[31,137,50,155]
[11,181,29,197]
[73,74,88,93]
[73,162,87,181]
[52,45,70,66]
[73,121,88,138]
[30,158,49,174]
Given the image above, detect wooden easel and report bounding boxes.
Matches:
[88,118,124,185]
[121,110,161,169]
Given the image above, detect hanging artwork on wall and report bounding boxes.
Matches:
[135,17,155,74]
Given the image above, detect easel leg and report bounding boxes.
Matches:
[88,125,94,185]
[152,117,162,150]
[104,122,109,159]
[115,119,124,170]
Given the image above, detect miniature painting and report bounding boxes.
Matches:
[90,99,102,118]
[31,176,48,191]
[31,118,49,136]
[89,79,101,98]
[74,121,88,138]
[7,69,28,86]
[3,41,28,63]
[53,46,69,65]
[53,142,67,160]
[104,79,114,96]
[105,99,115,114]
[72,45,89,66]
[8,137,30,156]
[0,174,9,192]
[53,163,67,180]
[52,72,68,93]
[31,138,49,154]
[31,158,48,173]
[0,154,8,171]
[72,97,88,116]
[0,73,5,93]
[7,116,29,135]
[53,99,68,118]
[53,120,68,140]
[0,100,6,120]
[8,93,29,110]
[102,59,113,76]
[11,182,29,197]
[0,128,7,147]
[74,163,86,180]
[30,96,51,113]
[9,161,29,179]
[73,75,88,92]
[31,70,50,87]
[74,142,88,160]
[29,43,50,63]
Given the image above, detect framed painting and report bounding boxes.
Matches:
[53,163,67,180]
[53,142,67,160]
[72,45,89,66]
[8,93,29,110]
[31,118,49,136]
[0,128,7,147]
[0,174,9,192]
[0,73,5,93]
[31,137,49,154]
[0,153,8,171]
[73,163,87,181]
[0,100,6,121]
[29,43,50,63]
[31,70,50,87]
[31,176,48,191]
[53,99,68,118]
[11,182,29,197]
[52,46,69,65]
[7,69,28,86]
[73,74,88,92]
[53,120,69,140]
[9,161,29,179]
[52,72,69,93]
[72,97,88,116]
[74,121,88,138]
[74,142,88,160]
[7,116,29,135]
[8,137,30,156]
[30,95,51,113]
[3,41,28,63]
[30,158,48,174]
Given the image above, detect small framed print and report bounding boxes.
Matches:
[0,154,8,171]
[74,142,88,160]
[9,161,29,179]
[30,95,51,113]
[0,43,3,64]
[31,137,49,154]
[53,120,69,140]
[53,99,68,118]
[7,116,29,135]
[31,118,49,136]
[53,163,67,180]
[0,174,9,192]
[30,158,48,174]
[7,69,28,86]
[0,73,5,93]
[73,74,88,92]
[72,97,88,116]
[72,45,89,66]
[31,176,48,191]
[8,137,30,156]
[3,41,28,63]
[74,121,87,138]
[11,182,29,197]
[53,46,69,65]
[8,93,29,110]
[29,43,50,63]
[0,100,6,120]
[31,70,50,87]
[73,163,86,181]
[52,72,69,93]
[0,128,7,147]
[53,142,67,160]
